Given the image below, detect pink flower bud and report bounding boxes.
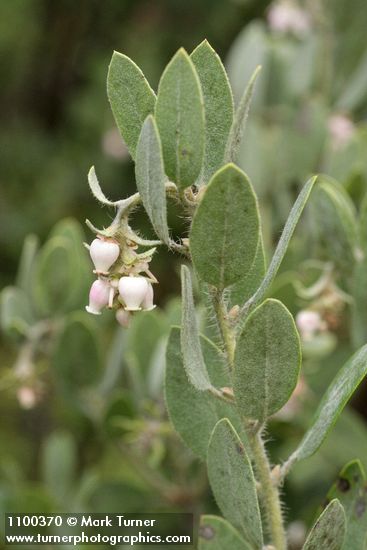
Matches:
[296,310,322,340]
[142,282,156,311]
[86,279,110,315]
[89,238,120,273]
[118,276,149,311]
[116,309,131,327]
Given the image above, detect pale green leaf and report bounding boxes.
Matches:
[311,177,359,271]
[16,234,39,295]
[190,163,260,289]
[88,166,118,206]
[42,431,76,504]
[234,299,301,422]
[135,115,169,243]
[191,40,234,184]
[198,516,251,550]
[53,313,102,392]
[207,419,263,548]
[107,51,156,159]
[155,48,205,189]
[240,176,317,319]
[303,499,346,550]
[325,460,367,549]
[287,344,367,466]
[224,66,261,164]
[181,265,212,391]
[165,327,248,460]
[0,286,33,338]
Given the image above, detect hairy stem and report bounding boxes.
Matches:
[250,431,287,550]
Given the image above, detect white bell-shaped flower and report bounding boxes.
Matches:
[118,276,149,311]
[89,238,120,273]
[86,279,110,315]
[142,282,156,311]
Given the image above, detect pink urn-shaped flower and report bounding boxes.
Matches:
[118,276,149,311]
[86,279,110,315]
[89,237,120,273]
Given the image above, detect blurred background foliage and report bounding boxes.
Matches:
[1,0,367,548]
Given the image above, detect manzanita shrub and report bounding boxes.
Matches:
[83,41,367,548]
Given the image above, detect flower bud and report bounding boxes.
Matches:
[89,238,120,273]
[116,309,131,328]
[86,279,110,315]
[296,310,322,340]
[142,282,156,311]
[118,276,149,311]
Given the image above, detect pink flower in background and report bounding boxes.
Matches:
[267,1,311,37]
[328,114,356,150]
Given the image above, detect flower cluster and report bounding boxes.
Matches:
[85,236,156,326]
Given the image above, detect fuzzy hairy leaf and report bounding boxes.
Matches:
[107,51,156,159]
[135,115,169,243]
[181,265,212,390]
[234,299,301,422]
[207,419,263,548]
[191,40,234,185]
[229,234,266,307]
[224,66,261,163]
[325,460,367,549]
[303,499,346,550]
[288,344,367,465]
[190,164,260,289]
[155,48,205,189]
[165,327,248,460]
[88,166,118,206]
[241,176,317,318]
[198,516,251,550]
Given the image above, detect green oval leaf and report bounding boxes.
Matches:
[287,344,367,466]
[190,164,260,289]
[135,115,169,243]
[234,299,301,422]
[229,234,266,307]
[107,51,156,160]
[165,327,248,460]
[155,48,205,189]
[191,40,234,185]
[207,419,263,548]
[198,516,251,550]
[32,236,76,317]
[303,499,346,550]
[325,460,367,549]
